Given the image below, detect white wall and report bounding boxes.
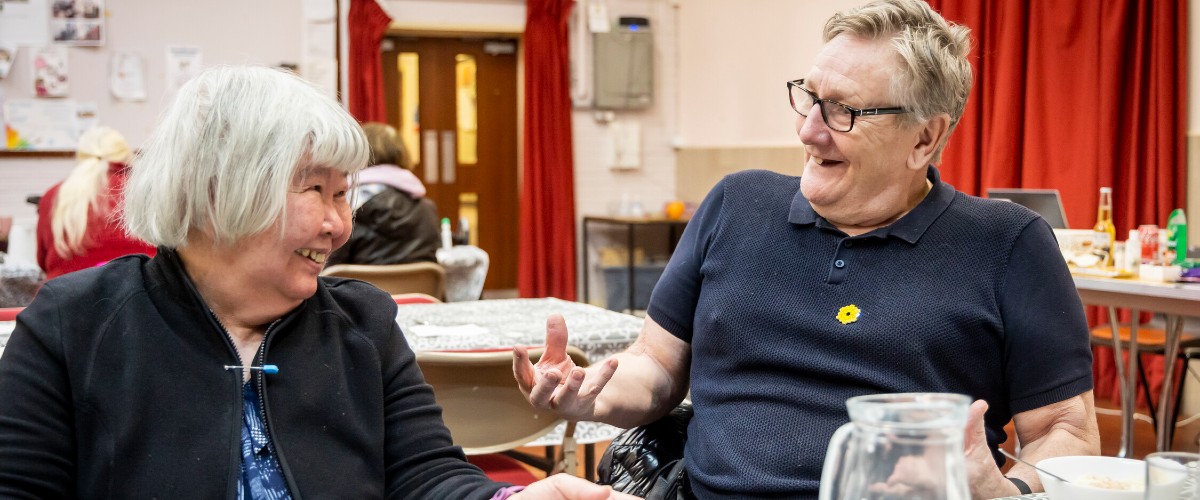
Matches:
[675,0,869,148]
[0,0,304,228]
[382,0,525,32]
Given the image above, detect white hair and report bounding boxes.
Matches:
[123,66,368,247]
[52,126,132,258]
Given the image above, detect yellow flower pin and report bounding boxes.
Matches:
[836,304,861,325]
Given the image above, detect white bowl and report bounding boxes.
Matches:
[1036,455,1145,500]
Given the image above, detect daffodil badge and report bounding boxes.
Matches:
[836,304,861,325]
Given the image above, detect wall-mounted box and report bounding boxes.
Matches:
[593,18,653,109]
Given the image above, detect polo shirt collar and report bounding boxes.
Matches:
[788,166,955,244]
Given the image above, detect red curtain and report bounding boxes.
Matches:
[519,0,577,300]
[928,0,1188,405]
[346,0,392,122]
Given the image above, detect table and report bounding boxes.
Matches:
[1074,275,1200,456]
[0,321,11,358]
[993,494,1046,499]
[396,297,643,365]
[581,216,689,312]
[395,297,644,475]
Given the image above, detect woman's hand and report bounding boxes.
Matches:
[511,474,641,499]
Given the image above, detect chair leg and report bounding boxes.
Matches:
[1167,353,1196,450]
[1138,354,1159,431]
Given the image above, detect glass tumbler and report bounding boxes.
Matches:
[1145,451,1200,500]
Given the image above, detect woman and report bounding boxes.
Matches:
[35,126,156,279]
[0,66,633,500]
[324,122,440,267]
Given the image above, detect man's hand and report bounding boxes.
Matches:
[512,473,641,499]
[964,400,1020,499]
[513,314,618,421]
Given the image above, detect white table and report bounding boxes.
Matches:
[1074,275,1200,456]
[395,297,643,366]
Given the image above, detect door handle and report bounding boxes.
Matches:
[440,130,456,184]
[423,129,439,184]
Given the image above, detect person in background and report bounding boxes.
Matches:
[515,0,1098,498]
[0,66,635,500]
[35,126,156,279]
[324,122,440,267]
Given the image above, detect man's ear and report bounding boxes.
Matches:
[908,113,952,170]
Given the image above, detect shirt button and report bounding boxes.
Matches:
[843,241,854,248]
[834,259,846,268]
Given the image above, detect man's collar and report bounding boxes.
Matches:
[788,166,955,243]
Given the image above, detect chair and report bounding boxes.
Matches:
[1090,316,1200,449]
[321,262,446,300]
[392,293,441,305]
[0,307,22,322]
[417,346,590,483]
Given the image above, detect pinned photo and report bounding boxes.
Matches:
[0,45,16,79]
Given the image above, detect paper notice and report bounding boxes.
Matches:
[110,51,146,101]
[165,46,202,94]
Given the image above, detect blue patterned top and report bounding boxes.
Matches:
[239,381,292,500]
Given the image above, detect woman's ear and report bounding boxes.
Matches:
[908,113,952,170]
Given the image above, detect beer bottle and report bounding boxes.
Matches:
[1092,187,1116,268]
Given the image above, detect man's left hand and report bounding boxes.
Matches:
[964,400,1020,499]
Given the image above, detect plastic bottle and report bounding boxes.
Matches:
[440,217,453,250]
[1091,187,1116,268]
[1124,229,1140,273]
[1166,209,1187,265]
[456,216,471,246]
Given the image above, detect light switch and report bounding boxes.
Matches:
[608,120,641,170]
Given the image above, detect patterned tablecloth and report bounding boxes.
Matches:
[394,297,644,445]
[395,297,643,364]
[0,322,10,358]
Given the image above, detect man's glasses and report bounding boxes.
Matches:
[787,79,908,132]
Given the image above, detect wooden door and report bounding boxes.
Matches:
[381,37,520,291]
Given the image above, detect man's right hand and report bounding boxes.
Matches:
[513,314,619,421]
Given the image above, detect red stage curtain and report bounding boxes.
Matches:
[929,0,1187,405]
[519,0,577,300]
[347,0,392,122]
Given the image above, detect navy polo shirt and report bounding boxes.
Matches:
[647,167,1092,499]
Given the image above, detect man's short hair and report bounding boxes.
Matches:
[124,65,369,248]
[824,0,972,157]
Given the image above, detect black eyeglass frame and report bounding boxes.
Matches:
[787,78,908,132]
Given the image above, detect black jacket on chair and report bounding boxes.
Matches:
[327,186,440,267]
[598,402,694,500]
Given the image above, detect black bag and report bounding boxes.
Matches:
[597,402,693,500]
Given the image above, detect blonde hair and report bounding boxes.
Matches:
[824,0,972,160]
[51,126,132,258]
[123,66,369,248]
[361,122,410,169]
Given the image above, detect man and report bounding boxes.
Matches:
[515,0,1099,498]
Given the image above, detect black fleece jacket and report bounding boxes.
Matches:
[0,249,502,499]
[326,187,440,267]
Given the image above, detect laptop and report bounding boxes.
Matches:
[985,188,1070,229]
